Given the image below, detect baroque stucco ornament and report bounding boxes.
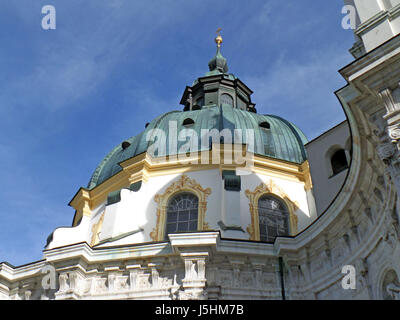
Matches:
[90,212,105,246]
[245,180,299,241]
[151,175,211,241]
[377,142,397,161]
[388,124,400,142]
[370,89,400,196]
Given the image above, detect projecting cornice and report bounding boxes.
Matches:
[69,144,311,226]
[340,33,400,86]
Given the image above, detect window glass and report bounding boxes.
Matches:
[331,149,348,175]
[258,195,289,242]
[165,192,198,239]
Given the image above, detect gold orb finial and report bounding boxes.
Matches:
[215,28,223,47]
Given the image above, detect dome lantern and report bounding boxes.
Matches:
[180,30,257,113]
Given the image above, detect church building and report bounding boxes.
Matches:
[1,1,400,300]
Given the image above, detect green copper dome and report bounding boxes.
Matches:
[88,38,308,189]
[88,105,308,189]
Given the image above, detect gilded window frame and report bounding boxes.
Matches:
[151,175,211,241]
[245,181,299,241]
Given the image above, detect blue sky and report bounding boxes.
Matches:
[0,0,355,266]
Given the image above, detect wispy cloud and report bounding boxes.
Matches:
[243,46,351,139]
[0,0,203,113]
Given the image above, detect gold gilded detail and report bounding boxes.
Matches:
[245,180,299,241]
[90,212,105,246]
[215,28,223,47]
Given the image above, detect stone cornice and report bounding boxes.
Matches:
[169,232,219,251]
[43,241,173,265]
[0,260,46,281]
[355,10,388,37]
[340,34,400,84]
[1,234,278,283]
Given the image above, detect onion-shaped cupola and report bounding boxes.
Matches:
[207,31,228,75]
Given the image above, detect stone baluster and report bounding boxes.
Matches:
[126,264,141,291]
[148,263,160,289]
[59,273,69,292]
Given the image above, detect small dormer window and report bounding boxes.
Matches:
[183,118,195,126]
[259,122,271,130]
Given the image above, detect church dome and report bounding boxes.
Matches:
[88,34,308,189]
[88,105,308,189]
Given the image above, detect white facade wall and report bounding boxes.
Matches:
[305,121,351,215]
[347,0,400,53]
[46,168,316,250]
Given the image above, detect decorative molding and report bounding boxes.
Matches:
[150,175,211,241]
[90,212,105,246]
[301,161,313,191]
[379,87,398,116]
[369,101,400,196]
[388,124,400,142]
[245,180,299,241]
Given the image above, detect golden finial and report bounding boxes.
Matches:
[215,28,223,47]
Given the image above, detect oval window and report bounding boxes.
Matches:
[183,118,195,126]
[259,122,271,130]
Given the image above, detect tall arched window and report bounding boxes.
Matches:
[220,93,234,107]
[258,195,289,242]
[165,192,198,239]
[331,149,348,175]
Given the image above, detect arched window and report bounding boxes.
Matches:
[220,93,234,107]
[165,192,198,239]
[258,195,289,242]
[331,149,349,175]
